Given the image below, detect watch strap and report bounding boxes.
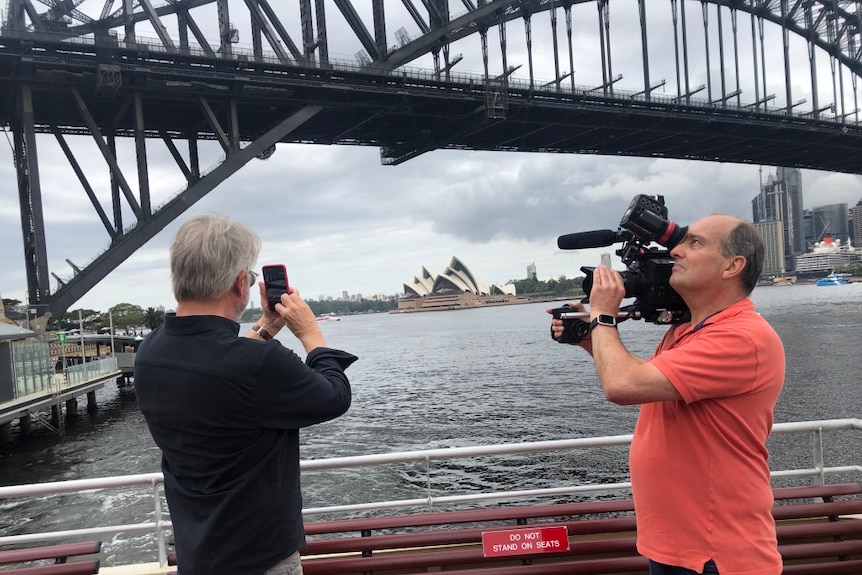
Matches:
[252,323,273,340]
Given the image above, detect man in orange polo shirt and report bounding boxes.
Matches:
[549,215,784,575]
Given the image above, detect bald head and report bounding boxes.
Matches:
[707,215,764,295]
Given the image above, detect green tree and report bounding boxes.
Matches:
[143,307,166,330]
[52,308,104,332]
[108,303,145,334]
[511,275,584,296]
[557,276,585,295]
[513,277,546,294]
[241,296,400,322]
[836,262,862,277]
[2,298,25,321]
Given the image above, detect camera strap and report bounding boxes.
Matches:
[692,309,724,332]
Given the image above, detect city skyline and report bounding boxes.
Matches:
[752,167,860,277]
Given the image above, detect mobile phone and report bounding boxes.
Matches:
[261,264,289,311]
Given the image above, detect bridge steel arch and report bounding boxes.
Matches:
[1,0,861,322]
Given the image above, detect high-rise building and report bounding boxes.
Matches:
[751,172,792,271]
[776,167,804,258]
[850,200,862,247]
[753,221,786,275]
[526,262,537,280]
[752,174,783,222]
[803,209,817,248]
[812,203,850,245]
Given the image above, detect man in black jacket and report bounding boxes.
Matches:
[135,214,357,575]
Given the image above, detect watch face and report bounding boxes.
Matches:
[589,314,618,332]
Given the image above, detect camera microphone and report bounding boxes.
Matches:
[557,229,622,250]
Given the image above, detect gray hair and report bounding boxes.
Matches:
[720,220,764,295]
[170,214,261,302]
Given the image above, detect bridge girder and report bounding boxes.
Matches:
[2,0,862,322]
[4,1,862,76]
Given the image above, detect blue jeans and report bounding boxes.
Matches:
[649,559,719,575]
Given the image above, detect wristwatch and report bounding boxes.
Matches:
[251,323,273,340]
[589,314,617,332]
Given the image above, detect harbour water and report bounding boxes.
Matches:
[1,282,861,565]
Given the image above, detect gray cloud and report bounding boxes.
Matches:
[2,2,861,313]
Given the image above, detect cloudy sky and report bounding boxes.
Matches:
[1,1,861,314]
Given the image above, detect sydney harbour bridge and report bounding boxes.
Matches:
[1,0,861,322]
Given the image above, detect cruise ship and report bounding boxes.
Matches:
[794,237,861,279]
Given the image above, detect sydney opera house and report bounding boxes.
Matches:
[395,257,519,313]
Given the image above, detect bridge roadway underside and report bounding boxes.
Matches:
[2,37,862,173]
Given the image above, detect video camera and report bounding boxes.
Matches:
[551,194,691,344]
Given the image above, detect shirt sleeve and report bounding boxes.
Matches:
[649,325,760,404]
[255,342,357,429]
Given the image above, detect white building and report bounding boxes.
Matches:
[794,238,861,277]
[398,257,518,312]
[754,220,786,274]
[402,257,515,298]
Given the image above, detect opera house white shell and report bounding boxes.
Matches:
[401,257,515,298]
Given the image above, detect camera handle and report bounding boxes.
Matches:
[550,305,640,344]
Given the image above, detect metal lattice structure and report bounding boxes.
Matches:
[1,0,862,320]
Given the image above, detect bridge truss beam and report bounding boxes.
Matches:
[1,0,862,321]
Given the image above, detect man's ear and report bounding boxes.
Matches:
[231,271,246,296]
[722,255,746,280]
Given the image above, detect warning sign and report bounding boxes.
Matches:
[481,526,569,557]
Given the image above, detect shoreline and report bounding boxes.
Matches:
[390,294,574,314]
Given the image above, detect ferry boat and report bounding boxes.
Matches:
[816,272,851,286]
[1,418,860,574]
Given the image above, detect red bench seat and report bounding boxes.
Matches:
[0,541,101,575]
[297,483,862,575]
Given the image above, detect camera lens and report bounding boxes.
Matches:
[619,271,644,299]
[581,267,643,299]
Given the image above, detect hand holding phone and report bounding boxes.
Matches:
[262,264,289,312]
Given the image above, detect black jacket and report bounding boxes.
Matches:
[135,313,356,574]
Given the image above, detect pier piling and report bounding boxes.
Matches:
[19,414,32,437]
[65,397,78,418]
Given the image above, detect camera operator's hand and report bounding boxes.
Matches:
[547,302,593,354]
[588,265,626,320]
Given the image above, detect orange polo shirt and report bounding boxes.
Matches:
[631,298,785,575]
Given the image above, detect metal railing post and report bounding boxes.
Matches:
[153,481,168,566]
[425,455,432,510]
[812,427,825,485]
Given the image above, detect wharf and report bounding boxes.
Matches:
[48,333,141,382]
[0,366,120,428]
[0,329,142,442]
